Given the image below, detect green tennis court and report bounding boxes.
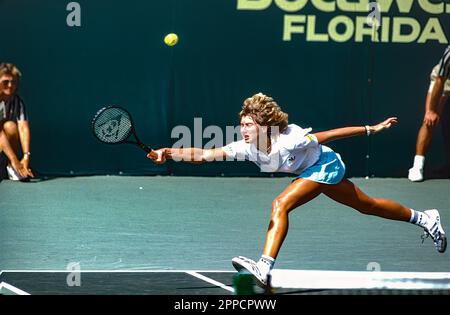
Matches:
[1,176,449,295]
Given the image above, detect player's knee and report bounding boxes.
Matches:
[271,197,289,217]
[2,121,18,135]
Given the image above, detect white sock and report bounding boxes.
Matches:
[413,155,425,169]
[257,255,275,276]
[409,209,428,228]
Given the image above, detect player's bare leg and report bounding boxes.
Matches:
[232,179,328,286]
[324,179,446,253]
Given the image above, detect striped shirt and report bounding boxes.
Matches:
[0,94,28,122]
[438,45,450,79]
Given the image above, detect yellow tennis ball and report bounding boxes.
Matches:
[164,33,178,46]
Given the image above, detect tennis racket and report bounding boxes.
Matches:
[92,106,152,153]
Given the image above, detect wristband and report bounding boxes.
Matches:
[364,126,371,136]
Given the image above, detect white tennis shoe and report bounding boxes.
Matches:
[423,209,447,253]
[6,165,25,181]
[232,256,268,287]
[408,167,424,182]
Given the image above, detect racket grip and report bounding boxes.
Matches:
[140,144,152,153]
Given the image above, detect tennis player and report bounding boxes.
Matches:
[148,93,447,287]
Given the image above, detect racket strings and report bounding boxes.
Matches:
[93,107,133,143]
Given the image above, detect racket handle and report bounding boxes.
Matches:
[139,143,152,153]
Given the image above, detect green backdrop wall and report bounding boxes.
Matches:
[1,0,449,177]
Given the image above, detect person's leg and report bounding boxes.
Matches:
[409,124,431,182]
[1,121,26,180]
[324,178,446,252]
[232,178,328,285]
[0,130,26,179]
[1,121,20,157]
[415,94,434,155]
[415,124,433,156]
[262,179,327,258]
[409,94,446,181]
[0,132,5,180]
[324,178,411,220]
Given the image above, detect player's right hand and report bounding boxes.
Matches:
[147,149,166,164]
[424,110,440,127]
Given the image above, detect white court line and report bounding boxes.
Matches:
[186,271,235,293]
[0,269,236,294]
[270,270,450,290]
[0,282,30,295]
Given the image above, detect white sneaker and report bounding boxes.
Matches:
[408,167,424,182]
[6,165,25,181]
[232,256,269,287]
[423,209,447,253]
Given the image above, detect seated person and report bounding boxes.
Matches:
[0,62,33,180]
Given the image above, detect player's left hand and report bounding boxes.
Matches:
[370,117,398,134]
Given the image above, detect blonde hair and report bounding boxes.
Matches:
[0,63,22,78]
[239,93,289,133]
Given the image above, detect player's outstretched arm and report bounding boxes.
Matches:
[313,117,398,144]
[147,147,227,164]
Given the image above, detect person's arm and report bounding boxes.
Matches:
[147,147,228,164]
[424,76,445,127]
[0,131,27,177]
[313,117,398,144]
[17,120,34,177]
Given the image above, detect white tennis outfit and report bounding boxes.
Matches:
[223,124,346,184]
